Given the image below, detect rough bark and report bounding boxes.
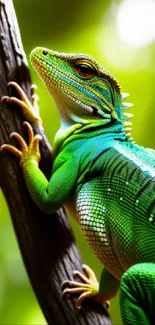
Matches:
[0,0,112,324]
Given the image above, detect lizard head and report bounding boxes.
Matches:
[31,47,123,128]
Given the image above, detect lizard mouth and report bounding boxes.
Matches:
[66,94,111,120]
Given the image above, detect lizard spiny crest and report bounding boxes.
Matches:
[122,93,134,142]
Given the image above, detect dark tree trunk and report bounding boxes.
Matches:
[0,0,112,324]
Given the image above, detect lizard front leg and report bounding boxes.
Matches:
[1,82,79,212]
[1,120,79,214]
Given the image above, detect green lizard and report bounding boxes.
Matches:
[1,47,155,325]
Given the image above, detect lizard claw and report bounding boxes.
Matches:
[32,93,39,110]
[31,84,38,91]
[1,81,42,125]
[61,264,109,309]
[1,121,42,168]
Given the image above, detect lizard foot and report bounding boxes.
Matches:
[1,82,42,125]
[62,264,109,309]
[1,121,42,168]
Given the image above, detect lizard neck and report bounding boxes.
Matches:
[53,116,127,158]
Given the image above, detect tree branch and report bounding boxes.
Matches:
[0,0,112,324]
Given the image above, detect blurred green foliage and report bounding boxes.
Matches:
[0,0,155,324]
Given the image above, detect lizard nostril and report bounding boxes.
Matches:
[42,50,48,55]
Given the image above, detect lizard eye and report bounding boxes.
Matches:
[75,63,96,78]
[42,50,48,55]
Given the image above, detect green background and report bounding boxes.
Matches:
[0,0,155,324]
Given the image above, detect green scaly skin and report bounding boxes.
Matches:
[1,47,155,325]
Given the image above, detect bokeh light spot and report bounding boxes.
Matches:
[116,0,155,47]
